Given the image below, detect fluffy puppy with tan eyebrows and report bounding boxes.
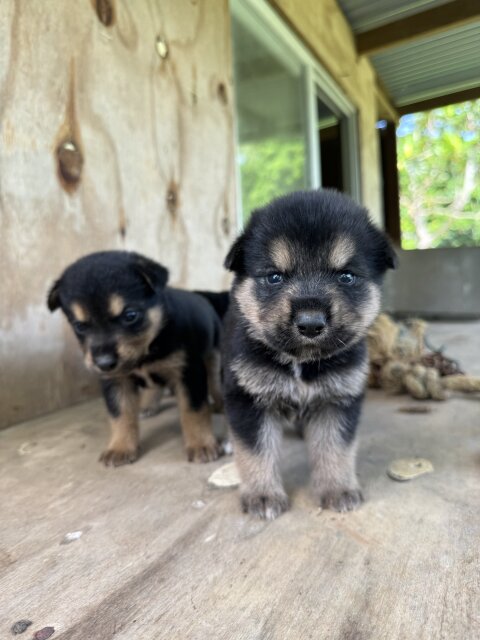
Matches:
[222,190,396,519]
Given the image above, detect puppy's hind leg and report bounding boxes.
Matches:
[227,390,288,519]
[305,399,364,512]
[139,384,166,419]
[205,349,224,413]
[100,377,140,467]
[205,349,233,455]
[176,357,222,463]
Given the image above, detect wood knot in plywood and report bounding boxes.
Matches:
[166,183,179,216]
[221,216,230,236]
[118,207,127,239]
[217,82,228,105]
[57,140,83,190]
[155,36,169,59]
[94,0,115,27]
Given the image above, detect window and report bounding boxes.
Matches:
[231,9,308,219]
[231,0,361,224]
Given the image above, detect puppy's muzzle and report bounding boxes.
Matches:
[93,352,118,372]
[294,310,327,338]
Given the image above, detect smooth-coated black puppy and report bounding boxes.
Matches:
[48,251,225,466]
[223,189,396,519]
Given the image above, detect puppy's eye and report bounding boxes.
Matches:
[73,321,88,335]
[337,271,356,285]
[122,308,142,325]
[266,273,284,285]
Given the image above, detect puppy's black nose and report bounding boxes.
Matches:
[94,353,118,372]
[295,311,327,337]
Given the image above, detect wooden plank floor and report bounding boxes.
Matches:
[1,323,479,639]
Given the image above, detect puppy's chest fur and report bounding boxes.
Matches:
[231,345,368,413]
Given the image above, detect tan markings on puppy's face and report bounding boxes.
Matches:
[82,335,100,372]
[329,236,355,270]
[71,302,89,322]
[270,237,293,273]
[84,347,94,370]
[331,282,381,340]
[234,279,262,327]
[116,305,164,365]
[234,278,292,346]
[108,294,125,317]
[359,283,381,329]
[331,291,357,329]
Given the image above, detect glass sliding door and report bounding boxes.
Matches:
[231,3,309,220]
[230,0,362,223]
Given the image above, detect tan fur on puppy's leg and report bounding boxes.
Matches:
[100,381,140,467]
[176,382,221,463]
[305,406,363,512]
[235,414,288,520]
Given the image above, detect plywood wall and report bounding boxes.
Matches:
[269,0,385,223]
[0,0,236,429]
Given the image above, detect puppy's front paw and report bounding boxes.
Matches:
[186,441,222,463]
[99,447,139,467]
[320,488,364,512]
[241,492,289,520]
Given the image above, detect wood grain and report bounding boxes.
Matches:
[0,0,236,429]
[0,322,479,639]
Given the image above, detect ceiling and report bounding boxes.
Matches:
[337,0,480,114]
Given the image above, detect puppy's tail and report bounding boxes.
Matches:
[195,290,230,320]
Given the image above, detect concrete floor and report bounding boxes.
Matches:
[1,323,479,640]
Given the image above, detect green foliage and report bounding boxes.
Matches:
[397,99,480,250]
[239,136,307,220]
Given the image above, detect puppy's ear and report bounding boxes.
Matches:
[381,234,398,270]
[371,227,397,272]
[131,253,169,292]
[224,233,246,273]
[47,279,62,312]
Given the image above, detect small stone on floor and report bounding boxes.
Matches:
[33,628,55,640]
[397,405,432,414]
[60,531,83,544]
[387,458,434,481]
[11,620,32,634]
[208,462,240,488]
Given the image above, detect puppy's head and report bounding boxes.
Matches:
[48,251,168,376]
[225,190,396,361]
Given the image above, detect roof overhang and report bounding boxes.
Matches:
[338,0,480,116]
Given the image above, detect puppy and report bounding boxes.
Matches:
[222,190,396,519]
[48,251,225,466]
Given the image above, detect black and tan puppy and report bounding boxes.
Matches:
[223,189,396,519]
[48,251,225,466]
